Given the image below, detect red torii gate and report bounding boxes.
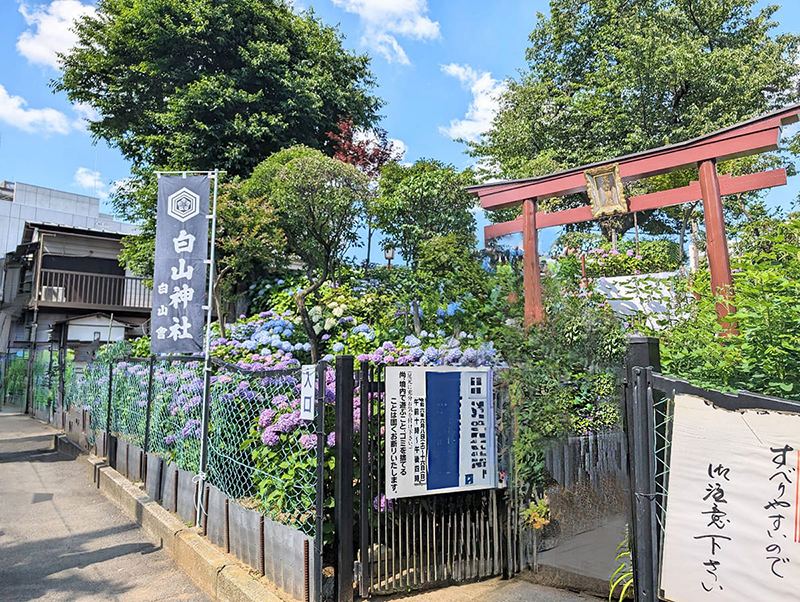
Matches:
[469,104,800,327]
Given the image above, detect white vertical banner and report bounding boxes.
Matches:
[150,175,210,354]
[300,364,316,421]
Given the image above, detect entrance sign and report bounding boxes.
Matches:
[660,394,800,601]
[385,366,497,499]
[300,364,316,421]
[151,175,210,354]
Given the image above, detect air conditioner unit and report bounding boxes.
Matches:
[41,286,65,303]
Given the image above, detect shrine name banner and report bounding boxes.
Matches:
[385,366,497,499]
[150,175,210,355]
[660,394,800,602]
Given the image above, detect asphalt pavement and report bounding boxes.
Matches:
[0,413,209,602]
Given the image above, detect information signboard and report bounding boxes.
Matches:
[660,394,800,601]
[385,366,497,499]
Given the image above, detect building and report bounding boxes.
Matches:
[0,180,150,363]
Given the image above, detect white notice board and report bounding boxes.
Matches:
[660,394,800,601]
[385,366,497,499]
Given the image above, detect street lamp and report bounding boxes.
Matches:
[384,245,395,269]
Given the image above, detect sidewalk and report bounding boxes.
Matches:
[375,576,600,602]
[0,413,209,602]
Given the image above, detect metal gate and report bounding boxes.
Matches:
[356,364,509,597]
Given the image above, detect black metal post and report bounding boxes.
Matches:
[315,361,327,602]
[143,355,156,453]
[625,336,661,602]
[105,359,114,447]
[334,355,355,602]
[358,366,370,598]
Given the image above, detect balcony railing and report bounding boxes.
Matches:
[37,269,152,311]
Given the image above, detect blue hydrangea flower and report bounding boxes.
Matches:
[333,342,345,353]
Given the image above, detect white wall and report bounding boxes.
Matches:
[0,182,138,257]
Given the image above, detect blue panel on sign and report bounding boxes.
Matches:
[426,371,461,490]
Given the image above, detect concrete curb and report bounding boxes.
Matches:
[74,450,286,602]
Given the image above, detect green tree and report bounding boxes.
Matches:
[213,182,286,334]
[371,160,478,333]
[56,0,381,176]
[472,0,800,241]
[244,147,369,361]
[373,160,477,263]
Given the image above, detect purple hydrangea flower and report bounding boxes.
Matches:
[259,408,277,427]
[261,427,280,446]
[298,433,317,450]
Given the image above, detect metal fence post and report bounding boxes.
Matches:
[358,365,370,598]
[196,359,213,525]
[625,336,661,602]
[334,355,355,602]
[143,355,156,453]
[106,358,116,467]
[315,361,327,602]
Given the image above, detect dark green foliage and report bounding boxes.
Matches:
[56,0,381,175]
[494,277,628,492]
[657,214,800,399]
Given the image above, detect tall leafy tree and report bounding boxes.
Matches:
[371,160,477,333]
[472,0,800,242]
[244,147,369,361]
[56,0,382,176]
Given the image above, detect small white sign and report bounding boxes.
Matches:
[660,394,800,601]
[300,365,316,421]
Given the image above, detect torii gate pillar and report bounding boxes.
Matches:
[522,198,544,326]
[698,159,736,330]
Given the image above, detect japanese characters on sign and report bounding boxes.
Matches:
[300,365,316,421]
[150,175,210,354]
[660,394,800,602]
[385,367,497,499]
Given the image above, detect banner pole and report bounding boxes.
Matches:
[196,168,219,526]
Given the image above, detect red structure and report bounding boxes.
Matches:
[470,104,800,327]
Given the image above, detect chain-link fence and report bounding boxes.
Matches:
[208,361,319,534]
[64,354,324,539]
[32,347,57,415]
[148,358,204,472]
[1,351,28,411]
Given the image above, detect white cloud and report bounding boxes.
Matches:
[330,0,439,65]
[73,166,108,199]
[439,63,506,143]
[17,0,95,69]
[352,128,408,163]
[0,84,95,135]
[389,137,408,162]
[0,84,73,134]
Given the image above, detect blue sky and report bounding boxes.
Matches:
[0,0,799,261]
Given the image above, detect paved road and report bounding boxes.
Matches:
[0,414,209,602]
[376,576,600,602]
